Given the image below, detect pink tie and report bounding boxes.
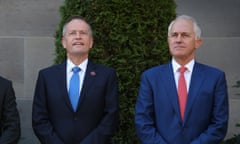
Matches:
[178,67,187,120]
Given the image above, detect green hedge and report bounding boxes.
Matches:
[222,134,240,144]
[221,81,240,144]
[55,0,176,143]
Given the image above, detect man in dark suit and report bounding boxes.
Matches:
[0,76,20,144]
[135,15,229,144]
[32,16,119,144]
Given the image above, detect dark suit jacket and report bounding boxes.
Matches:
[135,62,229,144]
[32,61,119,144]
[0,76,20,144]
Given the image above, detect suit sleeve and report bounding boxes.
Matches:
[32,71,64,144]
[0,80,20,144]
[135,72,168,144]
[191,72,229,144]
[81,69,119,144]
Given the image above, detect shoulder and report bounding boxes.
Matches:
[143,63,170,75]
[0,76,11,86]
[87,62,117,81]
[0,76,13,94]
[88,60,116,73]
[39,63,65,74]
[195,62,225,75]
[95,63,115,72]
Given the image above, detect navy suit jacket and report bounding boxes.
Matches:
[135,62,228,144]
[0,76,20,144]
[32,61,119,144]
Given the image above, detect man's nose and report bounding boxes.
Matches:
[75,32,82,38]
[176,35,183,41]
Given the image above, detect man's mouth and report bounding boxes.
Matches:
[174,45,184,49]
[73,42,84,46]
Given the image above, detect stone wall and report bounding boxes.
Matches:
[0,0,64,143]
[175,0,240,138]
[0,0,239,143]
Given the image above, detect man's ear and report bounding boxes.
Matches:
[89,38,94,49]
[61,38,66,49]
[195,38,203,49]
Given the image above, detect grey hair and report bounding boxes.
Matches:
[168,15,201,40]
[62,15,93,37]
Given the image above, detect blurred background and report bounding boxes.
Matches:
[0,0,239,143]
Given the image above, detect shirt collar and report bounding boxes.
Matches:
[172,58,195,73]
[67,58,88,73]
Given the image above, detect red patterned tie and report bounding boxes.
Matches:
[178,67,187,120]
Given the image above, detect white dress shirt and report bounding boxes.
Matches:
[172,59,195,92]
[66,59,88,95]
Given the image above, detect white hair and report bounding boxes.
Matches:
[168,15,201,40]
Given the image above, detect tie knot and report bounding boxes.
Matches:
[178,66,187,73]
[72,67,80,73]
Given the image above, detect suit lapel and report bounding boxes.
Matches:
[77,61,96,109]
[160,62,206,124]
[184,62,205,122]
[162,63,182,120]
[56,62,74,111]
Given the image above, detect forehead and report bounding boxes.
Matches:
[170,19,194,33]
[65,19,90,31]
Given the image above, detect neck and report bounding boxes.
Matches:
[68,54,88,65]
[173,56,194,66]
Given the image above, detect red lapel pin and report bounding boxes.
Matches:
[90,71,96,76]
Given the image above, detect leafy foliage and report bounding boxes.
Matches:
[222,81,240,144]
[222,134,240,144]
[55,0,176,143]
[233,80,240,96]
[232,80,240,130]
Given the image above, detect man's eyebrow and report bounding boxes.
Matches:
[171,32,191,34]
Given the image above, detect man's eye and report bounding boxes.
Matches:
[68,31,88,36]
[80,31,89,35]
[170,34,177,37]
[182,34,189,37]
[69,31,76,35]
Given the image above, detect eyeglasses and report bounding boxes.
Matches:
[168,32,193,39]
[65,30,90,37]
